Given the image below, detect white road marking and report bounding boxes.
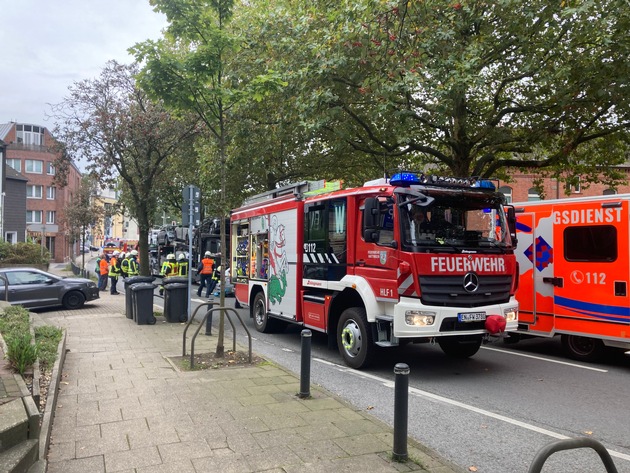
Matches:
[313,357,630,462]
[481,346,608,372]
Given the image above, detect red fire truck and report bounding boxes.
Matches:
[230,173,519,368]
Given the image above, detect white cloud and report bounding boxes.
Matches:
[0,0,167,126]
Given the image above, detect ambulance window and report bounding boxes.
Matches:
[564,225,617,262]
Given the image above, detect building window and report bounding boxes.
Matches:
[27,210,42,224]
[27,185,43,199]
[603,188,617,196]
[568,176,581,194]
[5,232,17,244]
[25,159,43,173]
[498,186,513,204]
[16,124,44,146]
[46,186,56,200]
[527,187,541,202]
[46,211,56,224]
[6,158,21,172]
[46,162,55,175]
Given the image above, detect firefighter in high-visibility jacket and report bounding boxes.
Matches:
[108,251,121,295]
[159,254,177,295]
[207,265,221,298]
[196,251,215,299]
[177,254,189,277]
[127,250,140,277]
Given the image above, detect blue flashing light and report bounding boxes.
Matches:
[390,172,421,187]
[473,180,496,190]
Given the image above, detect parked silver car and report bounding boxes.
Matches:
[0,268,99,310]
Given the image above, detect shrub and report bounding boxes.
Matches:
[0,241,50,265]
[6,333,37,374]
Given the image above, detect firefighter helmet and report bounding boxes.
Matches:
[131,250,138,256]
[177,254,186,261]
[167,254,175,260]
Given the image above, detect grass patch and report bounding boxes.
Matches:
[35,325,63,370]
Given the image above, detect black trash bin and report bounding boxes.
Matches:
[132,283,157,325]
[124,276,155,319]
[164,283,189,323]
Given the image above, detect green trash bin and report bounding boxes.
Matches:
[164,282,189,323]
[132,283,157,325]
[124,276,155,320]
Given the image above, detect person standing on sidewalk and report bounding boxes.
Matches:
[127,250,140,277]
[109,251,121,295]
[120,252,130,279]
[196,251,214,299]
[98,253,109,291]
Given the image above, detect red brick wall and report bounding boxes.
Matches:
[497,168,630,203]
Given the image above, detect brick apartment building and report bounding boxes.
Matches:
[0,122,82,263]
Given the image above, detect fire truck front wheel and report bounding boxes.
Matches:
[561,334,604,362]
[337,307,375,369]
[437,335,482,358]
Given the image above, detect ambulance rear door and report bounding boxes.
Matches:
[551,200,630,337]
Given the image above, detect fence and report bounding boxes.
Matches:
[70,261,91,279]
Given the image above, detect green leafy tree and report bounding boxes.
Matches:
[51,61,199,275]
[253,0,630,183]
[61,175,105,270]
[133,0,285,356]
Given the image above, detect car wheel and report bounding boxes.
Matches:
[63,291,86,310]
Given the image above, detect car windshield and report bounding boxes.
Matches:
[398,189,512,252]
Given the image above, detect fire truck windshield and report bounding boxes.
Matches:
[398,191,511,252]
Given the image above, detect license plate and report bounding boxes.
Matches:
[458,312,486,322]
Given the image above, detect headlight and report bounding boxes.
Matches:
[503,306,518,322]
[405,310,436,326]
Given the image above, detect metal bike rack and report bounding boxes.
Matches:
[182,304,253,369]
[528,437,618,473]
[182,301,217,356]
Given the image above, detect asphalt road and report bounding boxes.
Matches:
[153,292,630,473]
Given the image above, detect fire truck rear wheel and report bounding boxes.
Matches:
[437,335,482,358]
[337,307,374,369]
[561,334,604,362]
[252,291,277,333]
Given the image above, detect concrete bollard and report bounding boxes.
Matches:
[299,329,312,399]
[393,363,410,462]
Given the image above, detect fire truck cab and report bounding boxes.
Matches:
[231,173,519,369]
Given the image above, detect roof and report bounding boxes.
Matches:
[5,164,27,181]
[0,123,14,140]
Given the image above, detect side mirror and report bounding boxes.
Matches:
[362,197,380,243]
[507,206,518,248]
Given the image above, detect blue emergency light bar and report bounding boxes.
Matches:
[389,172,496,190]
[389,172,421,186]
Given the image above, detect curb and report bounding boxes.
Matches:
[38,330,67,463]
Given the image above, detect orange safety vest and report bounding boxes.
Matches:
[200,258,214,275]
[99,258,109,275]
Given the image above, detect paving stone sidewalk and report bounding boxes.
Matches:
[29,264,465,472]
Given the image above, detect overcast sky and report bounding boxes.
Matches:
[0,0,167,127]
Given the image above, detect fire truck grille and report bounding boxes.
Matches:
[419,275,512,308]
